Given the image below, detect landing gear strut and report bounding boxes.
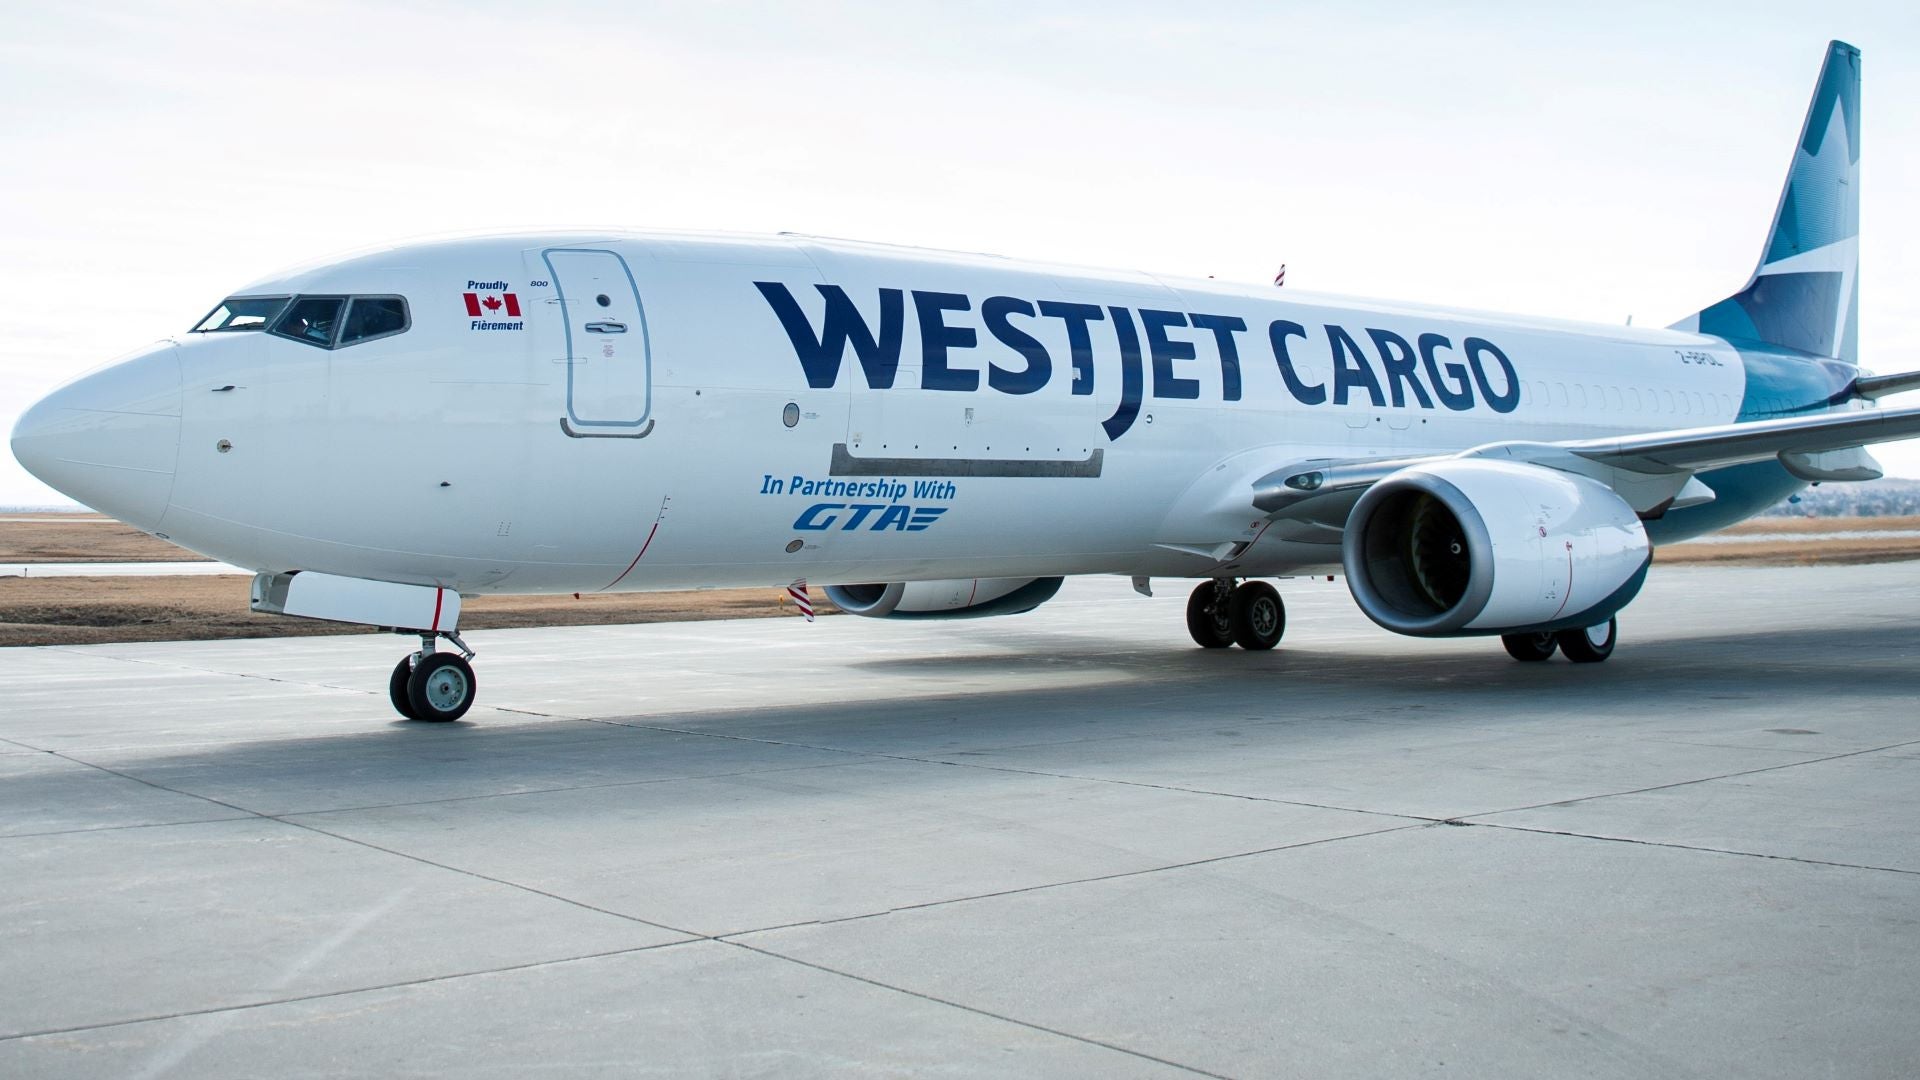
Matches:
[388,631,477,722]
[1185,579,1286,651]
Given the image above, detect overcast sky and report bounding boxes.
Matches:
[3,1,1916,505]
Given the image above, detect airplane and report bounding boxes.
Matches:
[13,41,1919,724]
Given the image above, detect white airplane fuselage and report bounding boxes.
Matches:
[55,231,1761,597]
[15,41,1900,723]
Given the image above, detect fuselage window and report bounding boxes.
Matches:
[340,297,409,345]
[271,296,347,347]
[191,296,290,333]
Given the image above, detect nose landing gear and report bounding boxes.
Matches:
[389,631,478,722]
[1185,578,1286,651]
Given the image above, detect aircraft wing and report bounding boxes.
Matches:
[1246,402,1920,523]
[1558,402,1920,475]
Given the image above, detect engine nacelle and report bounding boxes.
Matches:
[823,577,1064,620]
[1341,459,1650,637]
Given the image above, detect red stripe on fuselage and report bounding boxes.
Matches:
[603,523,661,591]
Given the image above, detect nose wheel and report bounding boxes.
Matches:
[388,632,478,722]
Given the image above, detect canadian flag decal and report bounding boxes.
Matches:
[463,292,522,317]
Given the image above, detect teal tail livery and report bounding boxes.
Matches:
[13,40,1920,722]
[1674,40,1860,367]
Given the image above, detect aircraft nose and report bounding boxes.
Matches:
[10,343,182,531]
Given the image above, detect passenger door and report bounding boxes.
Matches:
[545,248,653,436]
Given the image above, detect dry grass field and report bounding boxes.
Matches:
[1657,514,1920,566]
[0,513,204,561]
[4,512,1917,647]
[0,514,830,647]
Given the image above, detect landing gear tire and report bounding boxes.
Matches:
[388,657,419,719]
[1185,581,1236,649]
[1228,581,1285,651]
[406,652,477,722]
[1556,618,1617,664]
[1501,632,1559,662]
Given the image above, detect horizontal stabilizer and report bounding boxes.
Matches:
[1850,370,1920,400]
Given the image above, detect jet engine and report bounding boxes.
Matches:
[1341,459,1650,637]
[823,577,1064,620]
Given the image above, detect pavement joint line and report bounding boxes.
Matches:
[7,804,1393,1062]
[272,756,884,818]
[717,939,1233,1080]
[485,696,1846,829]
[36,747,1433,968]
[0,814,262,843]
[1446,820,1920,876]
[292,795,1420,951]
[1635,736,1881,754]
[1461,736,1920,821]
[35,646,384,698]
[526,714,1444,825]
[0,758,875,839]
[898,759,1442,822]
[15,717,1428,961]
[25,752,711,940]
[723,821,1432,937]
[240,814,708,939]
[0,938,704,1045]
[39,753,271,821]
[0,813,1407,1069]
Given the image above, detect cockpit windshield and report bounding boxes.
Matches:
[191,296,291,333]
[190,293,411,348]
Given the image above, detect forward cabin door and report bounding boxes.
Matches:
[545,248,654,437]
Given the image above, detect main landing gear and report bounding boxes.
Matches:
[389,631,478,722]
[1500,617,1617,664]
[1186,578,1285,651]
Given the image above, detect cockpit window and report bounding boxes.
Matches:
[339,296,409,345]
[195,293,412,349]
[271,296,346,347]
[191,296,290,333]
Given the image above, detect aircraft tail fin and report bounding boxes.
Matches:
[1672,40,1860,364]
